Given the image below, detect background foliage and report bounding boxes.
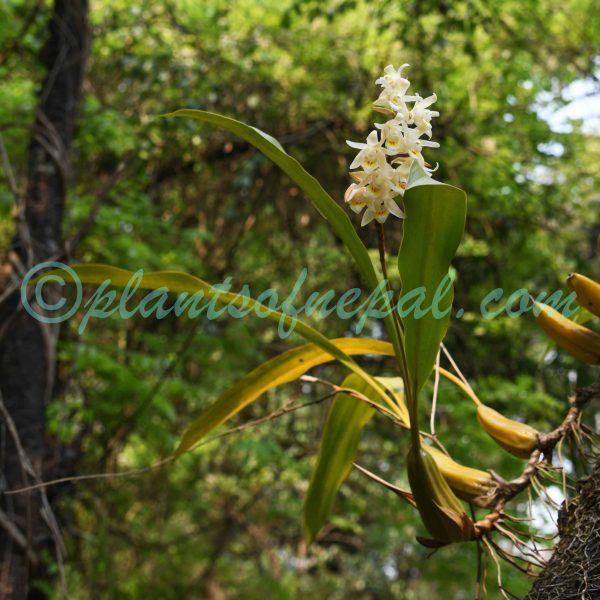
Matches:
[1,0,599,597]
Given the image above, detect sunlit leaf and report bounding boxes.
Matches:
[398,170,467,411]
[39,264,395,453]
[303,374,377,545]
[177,338,398,455]
[376,376,408,425]
[163,110,379,290]
[303,373,409,545]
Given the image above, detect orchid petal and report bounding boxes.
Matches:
[361,209,375,226]
[346,140,367,149]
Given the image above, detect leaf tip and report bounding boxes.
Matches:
[173,438,191,459]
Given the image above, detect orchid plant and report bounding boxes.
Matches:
[46,64,600,594]
[60,64,472,545]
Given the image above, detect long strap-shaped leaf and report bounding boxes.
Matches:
[176,333,476,458]
[164,110,379,290]
[303,373,378,545]
[398,171,467,434]
[397,167,469,541]
[42,264,396,447]
[164,110,406,374]
[177,338,404,455]
[302,369,478,545]
[303,374,406,545]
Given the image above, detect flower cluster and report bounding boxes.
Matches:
[345,64,440,226]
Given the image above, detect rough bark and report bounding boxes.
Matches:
[526,457,600,599]
[0,2,89,598]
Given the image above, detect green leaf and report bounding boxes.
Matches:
[303,374,408,544]
[398,173,467,409]
[163,109,406,370]
[164,110,379,290]
[178,338,399,455]
[303,374,377,545]
[45,264,395,453]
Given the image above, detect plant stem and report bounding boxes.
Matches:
[376,223,405,337]
[376,223,390,285]
[375,223,417,439]
[376,223,407,328]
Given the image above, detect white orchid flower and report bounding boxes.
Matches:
[346,130,387,172]
[361,194,405,226]
[400,126,440,167]
[375,64,418,115]
[344,183,368,214]
[390,159,413,196]
[376,115,407,153]
[410,93,440,137]
[375,64,411,95]
[356,170,393,200]
[386,91,418,116]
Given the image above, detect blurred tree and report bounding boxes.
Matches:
[0,1,89,598]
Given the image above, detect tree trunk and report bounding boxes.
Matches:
[526,457,600,599]
[0,2,89,598]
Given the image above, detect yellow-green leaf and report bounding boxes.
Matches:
[398,168,467,417]
[40,264,395,452]
[303,373,409,545]
[178,338,396,455]
[164,110,379,291]
[303,374,378,545]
